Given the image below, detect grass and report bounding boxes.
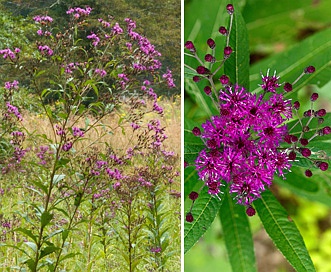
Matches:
[0,95,181,271]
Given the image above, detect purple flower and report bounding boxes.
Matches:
[194,73,293,206]
[62,142,73,152]
[6,102,22,121]
[38,45,53,56]
[162,69,176,88]
[72,127,84,138]
[260,69,281,93]
[95,68,107,77]
[0,48,17,59]
[87,33,100,46]
[150,247,162,253]
[113,23,123,34]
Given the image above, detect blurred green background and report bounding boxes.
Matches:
[184,0,331,271]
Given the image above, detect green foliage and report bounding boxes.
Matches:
[184,0,331,271]
[0,6,180,271]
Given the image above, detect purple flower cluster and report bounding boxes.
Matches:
[33,15,53,23]
[36,145,53,165]
[0,48,20,59]
[194,78,292,205]
[162,69,176,88]
[95,68,107,77]
[4,80,19,90]
[72,127,84,138]
[147,119,168,148]
[6,102,23,121]
[87,32,100,47]
[125,18,162,71]
[66,6,92,18]
[38,45,53,56]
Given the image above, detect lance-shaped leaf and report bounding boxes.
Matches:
[220,191,257,272]
[184,186,225,253]
[254,190,316,272]
[224,0,250,89]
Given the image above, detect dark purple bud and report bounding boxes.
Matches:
[304,110,312,117]
[219,26,228,35]
[224,46,233,57]
[205,54,215,63]
[291,135,298,143]
[300,138,309,146]
[192,127,201,136]
[318,162,329,171]
[283,83,293,92]
[193,76,200,82]
[310,93,318,102]
[288,151,296,160]
[207,38,216,49]
[300,148,311,157]
[246,206,256,216]
[186,212,194,223]
[204,86,212,95]
[196,66,210,75]
[185,41,196,53]
[293,101,300,110]
[304,66,315,74]
[184,161,188,168]
[316,109,326,117]
[189,191,199,201]
[219,74,230,85]
[323,126,331,135]
[283,134,292,144]
[226,4,234,14]
[305,169,313,177]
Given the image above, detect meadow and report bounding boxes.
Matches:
[0,7,180,271]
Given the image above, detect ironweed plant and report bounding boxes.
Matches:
[0,6,179,271]
[184,1,331,271]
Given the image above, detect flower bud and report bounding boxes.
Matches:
[185,41,196,53]
[192,127,201,136]
[186,212,194,223]
[304,66,315,74]
[310,93,318,102]
[283,83,293,92]
[226,4,234,14]
[305,169,313,177]
[219,74,230,85]
[207,38,216,49]
[219,26,228,35]
[204,86,212,95]
[224,46,233,57]
[189,191,199,201]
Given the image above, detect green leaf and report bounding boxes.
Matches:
[219,191,256,272]
[254,190,315,272]
[25,241,37,253]
[15,228,38,243]
[224,0,250,88]
[184,186,225,253]
[55,158,70,171]
[52,174,66,185]
[41,211,53,228]
[60,252,81,262]
[40,246,60,259]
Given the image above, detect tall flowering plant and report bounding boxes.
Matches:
[0,6,179,271]
[184,1,331,271]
